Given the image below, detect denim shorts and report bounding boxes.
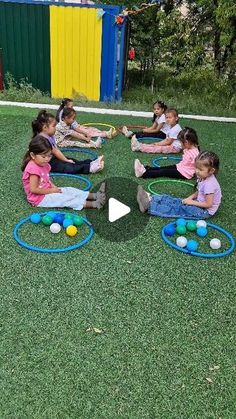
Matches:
[148,194,210,219]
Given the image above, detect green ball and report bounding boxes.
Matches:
[176,225,187,235]
[73,215,84,226]
[42,215,53,226]
[64,213,73,220]
[186,221,197,231]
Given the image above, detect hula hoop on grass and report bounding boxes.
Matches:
[60,147,97,160]
[13,213,94,254]
[161,221,235,258]
[82,122,116,131]
[50,173,92,191]
[148,178,194,195]
[152,156,182,168]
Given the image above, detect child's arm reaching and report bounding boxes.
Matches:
[182,193,214,209]
[29,175,61,194]
[150,136,174,146]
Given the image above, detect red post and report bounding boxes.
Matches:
[0,49,4,91]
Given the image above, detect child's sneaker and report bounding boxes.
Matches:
[122,126,133,138]
[134,159,146,178]
[131,135,141,152]
[89,156,104,173]
[137,185,150,213]
[107,128,114,139]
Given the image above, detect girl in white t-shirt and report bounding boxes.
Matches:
[131,108,182,154]
[122,100,168,139]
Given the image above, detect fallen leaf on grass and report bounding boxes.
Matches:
[86,327,105,334]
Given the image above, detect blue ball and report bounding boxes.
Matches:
[187,239,199,252]
[176,218,186,227]
[30,214,41,224]
[196,227,208,237]
[164,224,176,236]
[46,211,57,221]
[54,214,64,225]
[63,219,73,229]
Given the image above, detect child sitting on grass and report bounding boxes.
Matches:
[137,151,221,219]
[55,108,102,149]
[134,127,199,180]
[22,136,106,210]
[56,98,116,139]
[131,108,182,154]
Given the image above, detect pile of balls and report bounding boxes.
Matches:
[164,218,222,252]
[30,211,84,237]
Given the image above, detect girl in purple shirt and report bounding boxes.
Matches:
[32,110,104,175]
[137,151,222,219]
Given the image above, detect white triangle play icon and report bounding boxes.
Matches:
[108,198,131,223]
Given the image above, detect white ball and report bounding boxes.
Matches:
[50,223,62,234]
[176,236,188,248]
[196,220,207,228]
[210,238,221,250]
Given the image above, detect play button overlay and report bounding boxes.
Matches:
[85,176,150,242]
[108,198,130,222]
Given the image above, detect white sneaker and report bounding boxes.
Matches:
[134,159,146,178]
[122,126,133,137]
[131,135,141,152]
[137,185,150,213]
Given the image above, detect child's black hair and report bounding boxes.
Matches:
[21,135,52,171]
[196,151,220,174]
[61,107,76,120]
[178,127,199,149]
[32,110,56,138]
[56,98,73,121]
[152,100,167,123]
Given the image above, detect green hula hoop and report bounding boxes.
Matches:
[148,179,195,195]
[82,122,116,131]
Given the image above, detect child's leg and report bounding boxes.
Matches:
[142,165,186,179]
[136,131,166,139]
[57,136,96,148]
[148,194,210,219]
[50,156,91,174]
[37,187,89,210]
[79,125,111,138]
[140,143,180,154]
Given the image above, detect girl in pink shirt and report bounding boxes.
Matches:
[134,127,199,179]
[22,136,106,210]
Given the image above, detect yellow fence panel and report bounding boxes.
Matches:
[50,5,102,100]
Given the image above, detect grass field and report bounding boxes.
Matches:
[0,105,235,418]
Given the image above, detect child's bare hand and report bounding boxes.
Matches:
[182,198,194,205]
[51,187,62,193]
[66,159,75,164]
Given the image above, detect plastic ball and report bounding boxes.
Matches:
[186,239,199,252]
[196,220,207,228]
[46,211,56,221]
[176,225,187,235]
[64,213,73,220]
[210,238,221,250]
[54,214,64,225]
[49,223,62,234]
[66,225,78,237]
[42,215,53,226]
[63,219,73,229]
[73,215,84,226]
[30,214,41,224]
[164,224,176,237]
[176,236,187,248]
[176,218,187,227]
[196,227,208,237]
[186,221,197,231]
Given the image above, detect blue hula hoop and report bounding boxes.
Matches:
[137,137,164,142]
[161,221,235,258]
[60,148,98,160]
[152,156,182,168]
[50,173,92,191]
[13,212,94,253]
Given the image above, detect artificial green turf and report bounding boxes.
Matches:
[0,106,236,418]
